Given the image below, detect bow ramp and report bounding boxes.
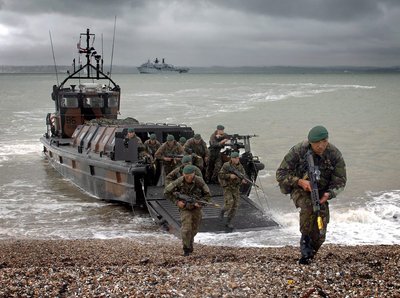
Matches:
[145,184,279,236]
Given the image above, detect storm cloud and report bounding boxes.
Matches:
[0,0,399,67]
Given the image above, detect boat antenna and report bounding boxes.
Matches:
[109,15,117,77]
[101,33,104,72]
[49,30,59,86]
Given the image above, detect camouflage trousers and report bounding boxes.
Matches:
[206,154,223,183]
[163,161,181,176]
[292,189,330,253]
[179,207,203,251]
[222,187,241,223]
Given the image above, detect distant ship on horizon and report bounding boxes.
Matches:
[137,58,189,74]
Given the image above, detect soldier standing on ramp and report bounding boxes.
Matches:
[164,165,211,256]
[218,151,248,229]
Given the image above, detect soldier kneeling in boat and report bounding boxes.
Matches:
[164,165,211,256]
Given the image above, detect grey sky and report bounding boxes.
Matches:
[0,0,399,67]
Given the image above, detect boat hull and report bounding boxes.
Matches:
[40,137,143,206]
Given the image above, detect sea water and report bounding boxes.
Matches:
[0,72,399,247]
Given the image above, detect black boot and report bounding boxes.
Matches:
[225,218,234,230]
[219,208,225,220]
[299,235,314,265]
[183,248,191,256]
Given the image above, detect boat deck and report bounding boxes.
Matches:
[145,184,279,236]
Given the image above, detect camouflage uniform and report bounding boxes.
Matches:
[207,130,229,183]
[276,140,346,258]
[218,160,245,227]
[165,164,203,187]
[183,137,209,172]
[164,176,211,254]
[144,139,161,158]
[155,140,184,176]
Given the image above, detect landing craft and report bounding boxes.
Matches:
[40,29,278,236]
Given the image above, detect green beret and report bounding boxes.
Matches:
[308,126,329,143]
[182,165,195,174]
[181,155,192,164]
[128,128,135,133]
[179,136,186,143]
[217,124,225,130]
[150,133,156,140]
[166,134,174,141]
[230,151,240,158]
[194,134,201,140]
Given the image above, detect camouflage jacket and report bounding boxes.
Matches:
[276,141,346,199]
[165,164,203,186]
[144,139,161,156]
[218,161,246,188]
[164,176,211,204]
[184,138,210,159]
[209,131,229,152]
[154,141,184,160]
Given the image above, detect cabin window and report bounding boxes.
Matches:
[60,97,79,108]
[84,97,104,108]
[59,156,63,164]
[72,160,76,169]
[89,165,95,176]
[108,96,119,107]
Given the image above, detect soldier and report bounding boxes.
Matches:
[179,136,187,147]
[125,128,143,144]
[183,133,209,175]
[218,151,247,229]
[155,134,184,176]
[165,155,203,186]
[164,165,211,256]
[207,124,230,183]
[144,133,161,158]
[276,126,346,265]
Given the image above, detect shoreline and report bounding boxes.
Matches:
[0,239,399,296]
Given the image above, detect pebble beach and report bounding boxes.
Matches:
[0,239,399,297]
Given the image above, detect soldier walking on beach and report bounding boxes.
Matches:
[184,133,209,176]
[218,151,247,229]
[155,134,184,176]
[276,126,346,265]
[206,125,230,183]
[164,165,211,256]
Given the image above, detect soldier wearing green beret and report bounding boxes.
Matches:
[218,151,248,229]
[183,133,210,176]
[179,136,187,146]
[276,126,347,265]
[207,125,230,183]
[144,133,161,158]
[126,128,143,144]
[155,134,184,177]
[165,155,203,186]
[164,165,211,256]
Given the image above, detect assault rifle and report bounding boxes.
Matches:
[163,154,184,163]
[306,150,324,233]
[174,193,220,208]
[227,165,260,188]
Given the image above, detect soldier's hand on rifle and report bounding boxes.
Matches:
[220,139,229,145]
[164,157,172,161]
[320,192,330,205]
[176,200,186,209]
[230,174,237,180]
[241,179,248,184]
[298,179,312,192]
[194,202,202,208]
